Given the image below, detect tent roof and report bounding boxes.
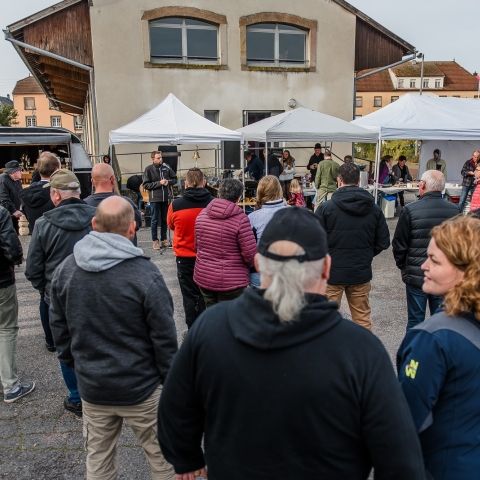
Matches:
[353,93,480,140]
[238,107,378,143]
[109,93,241,144]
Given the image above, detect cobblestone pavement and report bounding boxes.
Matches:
[0,210,410,479]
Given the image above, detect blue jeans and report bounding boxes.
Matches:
[459,185,471,213]
[405,284,443,330]
[60,361,81,404]
[150,201,168,241]
[250,272,261,288]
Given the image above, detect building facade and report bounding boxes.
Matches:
[6,0,414,168]
[355,61,479,117]
[12,76,83,135]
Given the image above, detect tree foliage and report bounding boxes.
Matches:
[0,104,19,126]
[355,140,419,163]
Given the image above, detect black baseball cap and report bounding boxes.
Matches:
[257,207,328,262]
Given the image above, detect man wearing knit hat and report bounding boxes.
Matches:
[25,169,95,417]
[158,208,425,480]
[0,160,23,233]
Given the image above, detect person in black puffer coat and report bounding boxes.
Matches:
[392,170,459,330]
[315,163,390,330]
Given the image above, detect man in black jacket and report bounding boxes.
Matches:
[50,196,177,479]
[0,160,23,233]
[21,152,60,352]
[142,150,176,250]
[21,152,60,234]
[392,170,459,329]
[0,206,35,403]
[26,169,95,416]
[315,163,390,330]
[158,208,425,480]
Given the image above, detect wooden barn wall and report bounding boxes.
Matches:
[355,18,409,71]
[23,1,92,66]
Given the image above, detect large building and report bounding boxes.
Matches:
[12,76,83,135]
[6,0,414,169]
[355,60,479,117]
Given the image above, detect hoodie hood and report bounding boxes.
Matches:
[43,199,96,231]
[205,198,242,220]
[227,288,342,350]
[22,182,52,208]
[331,186,375,216]
[74,231,145,272]
[182,187,213,204]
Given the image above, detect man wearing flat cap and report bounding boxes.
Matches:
[157,208,425,480]
[25,169,96,417]
[0,160,23,233]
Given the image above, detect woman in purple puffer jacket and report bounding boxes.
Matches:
[194,179,256,307]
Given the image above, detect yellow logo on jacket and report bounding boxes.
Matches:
[405,359,419,379]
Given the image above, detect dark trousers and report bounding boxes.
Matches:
[280,180,292,199]
[200,286,245,309]
[397,191,405,207]
[39,295,54,347]
[150,201,168,241]
[405,284,443,330]
[176,257,205,329]
[459,185,472,213]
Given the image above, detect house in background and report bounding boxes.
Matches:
[12,76,83,137]
[0,94,13,107]
[6,0,414,166]
[355,60,479,117]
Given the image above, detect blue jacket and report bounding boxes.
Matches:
[397,312,480,480]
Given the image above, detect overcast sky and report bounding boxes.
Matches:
[1,0,479,96]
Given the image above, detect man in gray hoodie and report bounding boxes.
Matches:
[50,196,177,480]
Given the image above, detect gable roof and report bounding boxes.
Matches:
[0,96,13,106]
[356,61,478,92]
[12,76,43,96]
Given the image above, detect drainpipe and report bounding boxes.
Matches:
[4,30,100,156]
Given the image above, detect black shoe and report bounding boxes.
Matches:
[4,381,36,403]
[64,397,82,417]
[46,343,56,353]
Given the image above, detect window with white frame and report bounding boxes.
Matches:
[373,96,382,108]
[26,116,36,127]
[246,23,307,66]
[423,79,429,88]
[435,79,442,88]
[50,116,62,127]
[355,96,363,108]
[149,17,218,63]
[74,115,83,130]
[398,78,404,88]
[410,79,416,88]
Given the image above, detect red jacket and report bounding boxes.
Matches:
[194,198,256,291]
[167,188,213,257]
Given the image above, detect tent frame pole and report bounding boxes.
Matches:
[373,136,382,200]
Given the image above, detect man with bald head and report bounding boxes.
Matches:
[84,163,141,243]
[50,196,177,479]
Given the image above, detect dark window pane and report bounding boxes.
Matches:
[278,24,305,32]
[250,23,276,29]
[185,18,212,26]
[187,29,217,59]
[152,17,183,25]
[279,33,305,62]
[246,31,274,62]
[150,26,182,58]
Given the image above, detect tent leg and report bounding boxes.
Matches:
[373,138,382,201]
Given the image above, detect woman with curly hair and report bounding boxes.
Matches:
[397,215,480,480]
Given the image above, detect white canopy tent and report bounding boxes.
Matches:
[353,94,480,184]
[109,93,241,145]
[238,107,378,143]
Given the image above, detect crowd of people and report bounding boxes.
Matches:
[0,147,479,480]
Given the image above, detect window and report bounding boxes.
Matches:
[74,115,83,130]
[50,116,62,127]
[24,97,35,110]
[355,96,363,108]
[204,110,219,124]
[423,79,429,88]
[391,96,399,103]
[149,17,218,63]
[398,79,404,88]
[246,23,307,66]
[26,116,36,127]
[435,79,442,88]
[410,79,416,88]
[373,96,382,108]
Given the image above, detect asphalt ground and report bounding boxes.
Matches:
[0,197,413,479]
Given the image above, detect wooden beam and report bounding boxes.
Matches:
[39,64,89,83]
[46,77,87,92]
